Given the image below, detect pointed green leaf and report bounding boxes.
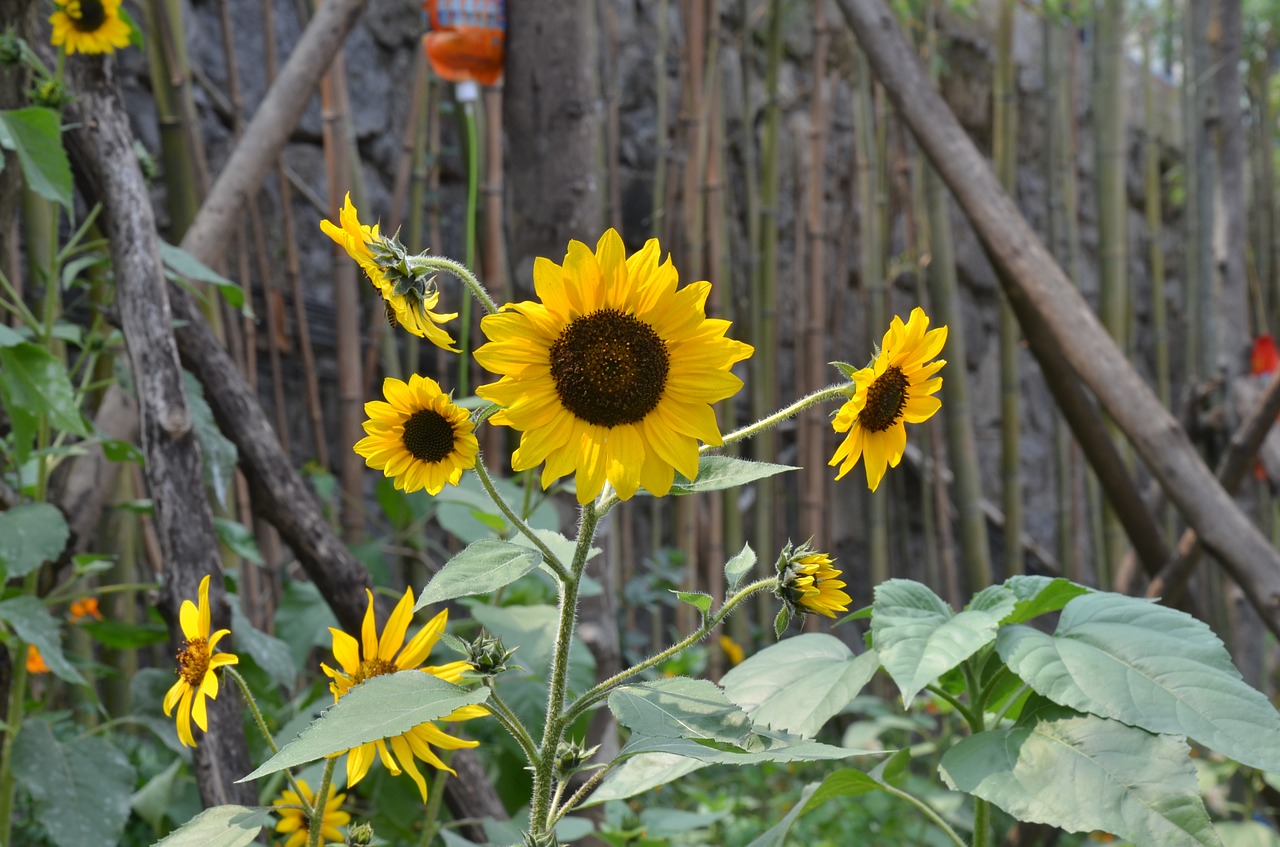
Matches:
[158,240,247,313]
[213,517,263,565]
[12,722,135,847]
[998,575,1090,624]
[940,703,1222,847]
[131,758,182,834]
[872,579,1015,707]
[997,592,1280,772]
[416,539,543,608]
[672,591,713,617]
[0,503,69,578]
[587,753,710,805]
[0,596,84,683]
[151,805,272,847]
[0,108,72,209]
[720,634,879,737]
[669,456,799,495]
[240,671,488,781]
[0,343,91,451]
[724,542,755,590]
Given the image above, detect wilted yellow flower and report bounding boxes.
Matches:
[162,575,239,748]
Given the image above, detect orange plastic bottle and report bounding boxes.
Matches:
[422,0,505,86]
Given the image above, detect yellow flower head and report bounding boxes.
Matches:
[272,779,350,847]
[320,588,486,802]
[49,0,132,55]
[776,543,852,621]
[69,596,103,623]
[26,645,50,675]
[320,193,459,351]
[830,307,946,492]
[475,228,753,504]
[354,374,479,496]
[162,575,239,748]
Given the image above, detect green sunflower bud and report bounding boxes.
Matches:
[554,737,601,781]
[345,820,376,846]
[466,629,518,678]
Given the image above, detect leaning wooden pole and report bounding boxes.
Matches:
[834,0,1280,634]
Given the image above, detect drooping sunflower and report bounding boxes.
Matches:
[272,779,350,847]
[162,575,239,748]
[830,307,947,492]
[320,588,486,802]
[354,374,478,496]
[320,193,459,351]
[783,551,852,619]
[49,0,132,56]
[475,228,753,504]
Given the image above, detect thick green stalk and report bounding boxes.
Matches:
[994,0,1022,577]
[306,756,336,847]
[458,99,479,395]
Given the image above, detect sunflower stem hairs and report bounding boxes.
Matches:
[474,228,753,504]
[49,0,132,55]
[162,575,238,748]
[320,587,486,802]
[830,307,947,492]
[320,193,460,351]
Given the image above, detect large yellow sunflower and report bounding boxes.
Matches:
[474,228,753,504]
[162,575,239,748]
[320,588,486,802]
[272,779,350,847]
[49,0,132,55]
[830,307,946,492]
[320,193,459,351]
[354,374,478,495]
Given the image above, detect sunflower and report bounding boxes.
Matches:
[272,780,350,847]
[354,374,478,496]
[830,307,946,492]
[26,645,50,675]
[783,551,852,619]
[49,0,132,56]
[162,575,239,748]
[474,228,753,504]
[320,588,486,802]
[320,193,459,351]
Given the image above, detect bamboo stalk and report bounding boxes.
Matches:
[652,0,671,240]
[1142,33,1170,410]
[994,0,1022,577]
[1254,49,1276,335]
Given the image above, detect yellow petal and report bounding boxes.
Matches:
[197,574,211,638]
[379,587,416,661]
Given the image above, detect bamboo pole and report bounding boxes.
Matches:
[1142,34,1170,411]
[652,0,671,240]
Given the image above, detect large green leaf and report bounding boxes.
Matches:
[720,634,878,737]
[12,722,135,847]
[998,575,1090,624]
[1216,822,1280,847]
[997,592,1280,772]
[940,701,1221,847]
[0,503,69,578]
[743,782,821,847]
[0,596,84,684]
[872,579,1015,707]
[669,456,798,495]
[150,805,272,847]
[131,758,183,834]
[416,539,543,607]
[0,108,72,209]
[587,753,711,805]
[241,671,488,780]
[0,342,90,462]
[158,240,247,313]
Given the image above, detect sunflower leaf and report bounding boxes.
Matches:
[672,590,713,618]
[669,456,798,495]
[12,721,135,847]
[0,595,85,684]
[416,539,543,608]
[997,591,1280,772]
[940,700,1221,847]
[585,753,711,805]
[150,804,272,847]
[0,108,72,209]
[723,543,755,591]
[239,672,489,781]
[0,502,69,579]
[996,575,1090,625]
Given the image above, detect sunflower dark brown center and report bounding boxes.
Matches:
[175,638,210,686]
[548,309,670,427]
[402,408,455,463]
[352,656,398,685]
[858,365,909,432]
[70,0,107,31]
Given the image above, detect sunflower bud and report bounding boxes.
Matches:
[554,737,601,781]
[345,821,375,847]
[522,831,560,847]
[466,629,518,678]
[32,79,72,110]
[773,540,852,630]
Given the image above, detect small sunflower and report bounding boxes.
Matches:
[26,645,50,675]
[776,545,851,620]
[320,588,486,801]
[320,193,459,351]
[830,307,947,492]
[162,575,239,748]
[49,0,131,55]
[272,779,350,847]
[354,374,478,496]
[475,228,753,504]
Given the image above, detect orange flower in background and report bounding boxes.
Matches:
[26,645,50,674]
[1252,334,1279,376]
[69,596,103,623]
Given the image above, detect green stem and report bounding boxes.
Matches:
[0,573,39,847]
[715,384,848,451]
[306,756,337,847]
[485,681,539,763]
[472,459,569,581]
[923,684,979,731]
[972,797,990,847]
[549,763,614,826]
[529,504,601,837]
[406,255,500,317]
[458,99,480,396]
[989,682,1029,727]
[225,667,309,801]
[419,754,452,847]
[563,577,777,726]
[876,781,969,847]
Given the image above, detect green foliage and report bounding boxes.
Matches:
[148,805,269,847]
[667,456,797,495]
[0,503,68,579]
[0,108,73,209]
[0,596,83,684]
[415,539,544,607]
[0,342,90,463]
